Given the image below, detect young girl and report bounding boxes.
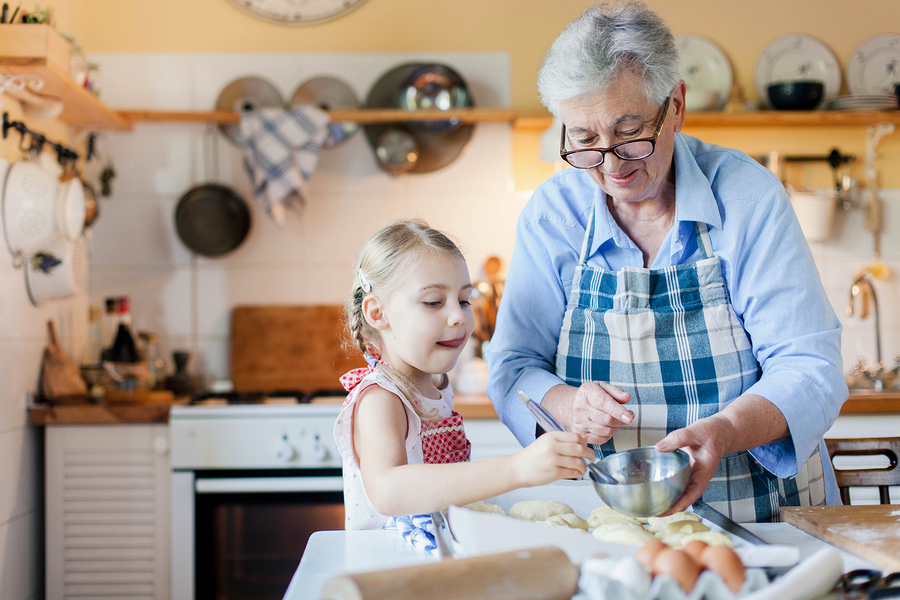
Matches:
[333,219,593,531]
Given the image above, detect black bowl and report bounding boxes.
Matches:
[767,81,825,111]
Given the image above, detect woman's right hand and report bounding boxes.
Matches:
[513,431,594,487]
[543,382,634,445]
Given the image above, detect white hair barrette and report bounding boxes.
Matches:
[358,269,371,293]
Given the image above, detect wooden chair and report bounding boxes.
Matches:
[824,438,900,505]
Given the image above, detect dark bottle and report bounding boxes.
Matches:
[110,297,139,363]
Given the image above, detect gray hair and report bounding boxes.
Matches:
[537,1,680,118]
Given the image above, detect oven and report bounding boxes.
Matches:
[170,398,346,600]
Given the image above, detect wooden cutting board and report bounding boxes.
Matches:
[231,305,367,393]
[781,505,900,571]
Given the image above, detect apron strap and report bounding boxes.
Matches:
[695,221,715,259]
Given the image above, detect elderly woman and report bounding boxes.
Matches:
[485,1,847,522]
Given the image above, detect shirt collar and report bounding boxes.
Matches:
[588,132,722,258]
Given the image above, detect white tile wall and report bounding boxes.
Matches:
[87,52,517,383]
[86,52,900,389]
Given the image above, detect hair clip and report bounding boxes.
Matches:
[358,269,371,293]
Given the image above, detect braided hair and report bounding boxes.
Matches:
[343,219,462,419]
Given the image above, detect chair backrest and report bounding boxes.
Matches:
[824,437,900,505]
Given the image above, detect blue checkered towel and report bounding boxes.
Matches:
[384,514,438,555]
[239,106,330,226]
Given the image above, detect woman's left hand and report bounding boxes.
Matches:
[654,414,736,514]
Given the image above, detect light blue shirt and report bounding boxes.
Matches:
[486,133,847,500]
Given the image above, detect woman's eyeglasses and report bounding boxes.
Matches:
[559,95,671,169]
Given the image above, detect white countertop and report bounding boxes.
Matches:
[282,524,878,600]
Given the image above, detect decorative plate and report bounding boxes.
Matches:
[675,35,733,111]
[847,33,900,96]
[754,34,842,109]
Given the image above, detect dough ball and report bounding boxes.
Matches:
[660,532,688,548]
[666,520,710,536]
[591,522,658,545]
[543,513,589,531]
[646,512,700,534]
[680,530,735,548]
[587,506,642,528]
[461,500,506,515]
[510,500,574,521]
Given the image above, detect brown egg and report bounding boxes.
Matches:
[681,539,709,562]
[651,547,702,593]
[634,539,667,569]
[699,544,746,593]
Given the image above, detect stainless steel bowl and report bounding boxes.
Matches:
[589,447,690,517]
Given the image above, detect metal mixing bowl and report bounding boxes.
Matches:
[588,447,691,517]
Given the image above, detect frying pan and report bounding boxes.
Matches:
[174,184,251,257]
[174,126,252,257]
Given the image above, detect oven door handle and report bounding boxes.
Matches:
[194,476,344,494]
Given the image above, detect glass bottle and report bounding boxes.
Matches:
[87,305,103,366]
[141,333,165,389]
[110,297,139,363]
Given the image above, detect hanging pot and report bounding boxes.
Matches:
[56,167,86,242]
[174,184,251,257]
[25,235,90,306]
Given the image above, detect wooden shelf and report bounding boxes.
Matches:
[0,24,130,130]
[117,107,900,130]
[119,107,539,126]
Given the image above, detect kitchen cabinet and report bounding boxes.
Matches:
[45,424,170,600]
[825,413,900,506]
[0,24,130,130]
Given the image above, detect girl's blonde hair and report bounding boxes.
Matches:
[344,219,464,420]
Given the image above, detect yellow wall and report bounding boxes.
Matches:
[49,0,900,189]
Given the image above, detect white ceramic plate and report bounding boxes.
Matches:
[847,33,900,96]
[675,34,733,111]
[755,34,842,108]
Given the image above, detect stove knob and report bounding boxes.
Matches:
[309,435,328,462]
[275,438,297,463]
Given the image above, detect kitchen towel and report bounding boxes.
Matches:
[239,106,331,226]
[384,514,438,555]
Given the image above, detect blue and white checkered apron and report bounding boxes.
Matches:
[555,204,825,522]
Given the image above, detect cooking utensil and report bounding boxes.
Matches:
[25,235,89,306]
[56,167,86,242]
[692,501,768,545]
[363,63,475,174]
[2,155,60,265]
[430,511,455,559]
[398,63,471,133]
[290,76,359,147]
[517,390,618,485]
[838,570,900,600]
[174,126,251,257]
[320,545,578,600]
[374,128,419,175]
[214,76,284,146]
[82,180,99,228]
[175,184,251,257]
[41,319,88,401]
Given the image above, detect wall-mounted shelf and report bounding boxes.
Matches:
[118,108,536,126]
[0,24,130,131]
[117,107,900,130]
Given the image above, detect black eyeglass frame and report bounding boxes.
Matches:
[559,95,671,169]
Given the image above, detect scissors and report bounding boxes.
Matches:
[838,569,900,600]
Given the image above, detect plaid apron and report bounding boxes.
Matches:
[555,204,825,522]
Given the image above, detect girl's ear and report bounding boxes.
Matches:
[362,295,389,330]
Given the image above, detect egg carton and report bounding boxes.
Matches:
[577,556,769,600]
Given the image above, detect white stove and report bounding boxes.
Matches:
[169,399,347,600]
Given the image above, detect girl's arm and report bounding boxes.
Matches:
[353,386,593,516]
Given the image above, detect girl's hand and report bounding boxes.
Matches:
[544,382,634,446]
[513,431,594,488]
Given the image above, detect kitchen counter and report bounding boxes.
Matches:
[282,523,878,600]
[27,392,900,425]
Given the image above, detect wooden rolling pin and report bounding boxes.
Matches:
[320,546,579,600]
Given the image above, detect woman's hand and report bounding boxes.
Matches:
[543,382,633,445]
[513,431,594,488]
[654,414,737,514]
